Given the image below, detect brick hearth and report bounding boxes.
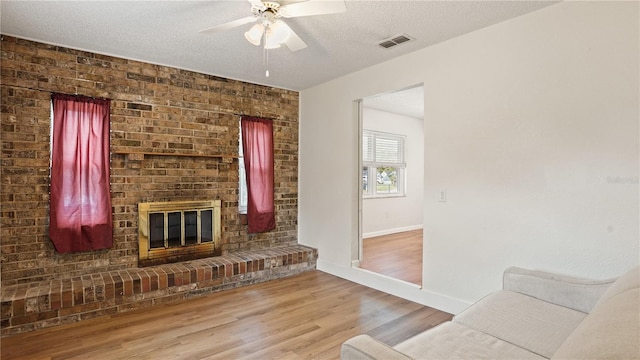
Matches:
[1,245,317,337]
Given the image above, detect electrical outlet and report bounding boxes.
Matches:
[439,190,447,202]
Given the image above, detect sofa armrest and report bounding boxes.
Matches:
[341,335,413,360]
[503,267,616,313]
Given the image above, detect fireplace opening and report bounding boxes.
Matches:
[138,200,221,267]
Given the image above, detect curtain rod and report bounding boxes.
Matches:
[51,92,110,102]
[235,114,277,121]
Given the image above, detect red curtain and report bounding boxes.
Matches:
[241,116,275,233]
[50,94,113,253]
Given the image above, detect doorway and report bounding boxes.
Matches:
[358,85,424,285]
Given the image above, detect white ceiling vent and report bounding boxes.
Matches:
[378,34,414,49]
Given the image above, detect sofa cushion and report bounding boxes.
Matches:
[552,288,640,360]
[394,322,545,360]
[593,265,639,308]
[342,335,413,360]
[503,267,615,313]
[453,290,587,358]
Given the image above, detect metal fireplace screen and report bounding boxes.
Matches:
[138,200,221,266]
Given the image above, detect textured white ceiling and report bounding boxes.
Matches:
[364,85,424,119]
[1,1,558,91]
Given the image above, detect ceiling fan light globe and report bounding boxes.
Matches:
[244,23,264,46]
[269,20,290,44]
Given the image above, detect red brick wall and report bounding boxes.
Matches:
[0,36,300,286]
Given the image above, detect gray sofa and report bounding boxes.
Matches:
[341,266,640,359]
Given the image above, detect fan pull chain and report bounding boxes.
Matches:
[264,49,270,77]
[263,32,270,77]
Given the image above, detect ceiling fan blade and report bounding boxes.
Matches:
[247,0,266,11]
[281,22,307,51]
[200,16,257,34]
[279,0,346,18]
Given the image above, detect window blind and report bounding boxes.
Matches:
[362,130,406,167]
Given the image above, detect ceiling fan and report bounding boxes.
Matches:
[200,0,347,52]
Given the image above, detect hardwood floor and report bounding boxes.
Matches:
[1,271,451,360]
[360,229,423,285]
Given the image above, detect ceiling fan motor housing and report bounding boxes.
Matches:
[253,2,283,19]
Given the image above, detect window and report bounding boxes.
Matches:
[240,116,275,233]
[362,130,406,198]
[49,94,112,253]
[239,122,248,214]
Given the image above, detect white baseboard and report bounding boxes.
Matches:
[316,259,471,315]
[362,224,423,239]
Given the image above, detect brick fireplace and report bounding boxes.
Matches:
[0,35,313,336]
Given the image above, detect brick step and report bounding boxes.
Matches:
[1,245,317,337]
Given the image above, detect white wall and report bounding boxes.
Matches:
[299,1,639,314]
[362,107,424,237]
